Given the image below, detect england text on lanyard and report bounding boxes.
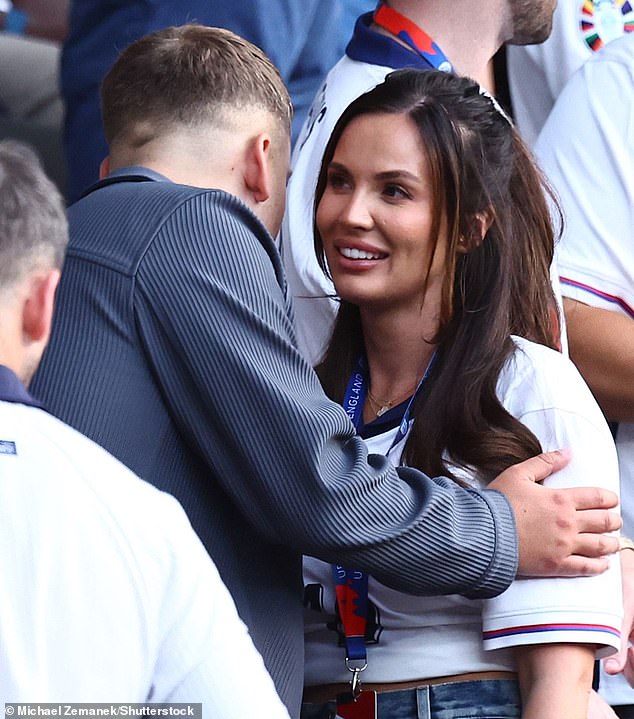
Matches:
[335,352,436,697]
[373,2,454,73]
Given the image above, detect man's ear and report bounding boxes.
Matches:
[243,133,272,204]
[99,156,111,180]
[23,269,61,344]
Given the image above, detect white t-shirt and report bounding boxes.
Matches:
[304,337,622,685]
[0,394,289,716]
[507,0,633,146]
[535,32,634,705]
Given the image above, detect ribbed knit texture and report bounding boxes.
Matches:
[32,171,517,717]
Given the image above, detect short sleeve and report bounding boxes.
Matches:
[482,340,622,657]
[535,39,634,317]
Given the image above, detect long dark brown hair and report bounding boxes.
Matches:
[314,69,562,483]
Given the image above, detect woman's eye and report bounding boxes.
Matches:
[383,184,410,200]
[326,171,349,190]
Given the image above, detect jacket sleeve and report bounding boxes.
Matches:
[133,191,517,600]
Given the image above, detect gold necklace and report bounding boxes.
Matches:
[367,382,417,418]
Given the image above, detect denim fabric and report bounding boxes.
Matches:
[301,679,521,719]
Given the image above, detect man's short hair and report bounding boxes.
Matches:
[0,140,68,288]
[101,24,293,147]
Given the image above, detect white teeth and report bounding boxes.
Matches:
[339,247,384,260]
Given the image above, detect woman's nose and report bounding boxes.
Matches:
[339,190,373,230]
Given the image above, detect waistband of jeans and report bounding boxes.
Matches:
[303,670,517,704]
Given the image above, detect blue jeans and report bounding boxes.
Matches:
[301,679,521,719]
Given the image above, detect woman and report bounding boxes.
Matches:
[302,69,622,719]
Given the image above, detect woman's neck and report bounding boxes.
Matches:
[360,302,438,411]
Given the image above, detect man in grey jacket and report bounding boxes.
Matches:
[32,25,620,718]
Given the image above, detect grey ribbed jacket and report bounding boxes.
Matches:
[32,168,517,717]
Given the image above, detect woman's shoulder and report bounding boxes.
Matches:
[498,335,603,423]
[505,335,568,373]
[503,335,575,380]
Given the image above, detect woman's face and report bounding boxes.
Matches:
[316,111,447,313]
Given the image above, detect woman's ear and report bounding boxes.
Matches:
[457,209,493,254]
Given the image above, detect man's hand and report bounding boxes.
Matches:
[603,548,634,687]
[489,449,621,577]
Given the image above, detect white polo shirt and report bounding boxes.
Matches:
[507,0,633,146]
[0,366,289,716]
[304,337,621,685]
[535,33,634,706]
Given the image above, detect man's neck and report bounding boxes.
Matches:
[109,130,245,197]
[376,0,508,89]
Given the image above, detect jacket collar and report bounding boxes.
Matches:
[0,365,43,408]
[79,166,171,200]
[345,11,438,70]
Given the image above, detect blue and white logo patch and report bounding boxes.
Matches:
[0,440,17,455]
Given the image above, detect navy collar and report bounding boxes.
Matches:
[359,397,410,440]
[346,12,439,71]
[80,166,171,201]
[0,365,43,408]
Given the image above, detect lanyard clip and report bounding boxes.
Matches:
[346,657,367,701]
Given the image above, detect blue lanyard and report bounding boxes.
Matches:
[373,3,453,73]
[334,352,436,681]
[342,365,367,427]
[332,565,369,663]
[342,353,436,454]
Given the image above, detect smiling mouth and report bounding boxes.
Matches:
[338,247,388,260]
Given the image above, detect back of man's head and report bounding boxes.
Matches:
[0,140,67,290]
[101,24,293,150]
